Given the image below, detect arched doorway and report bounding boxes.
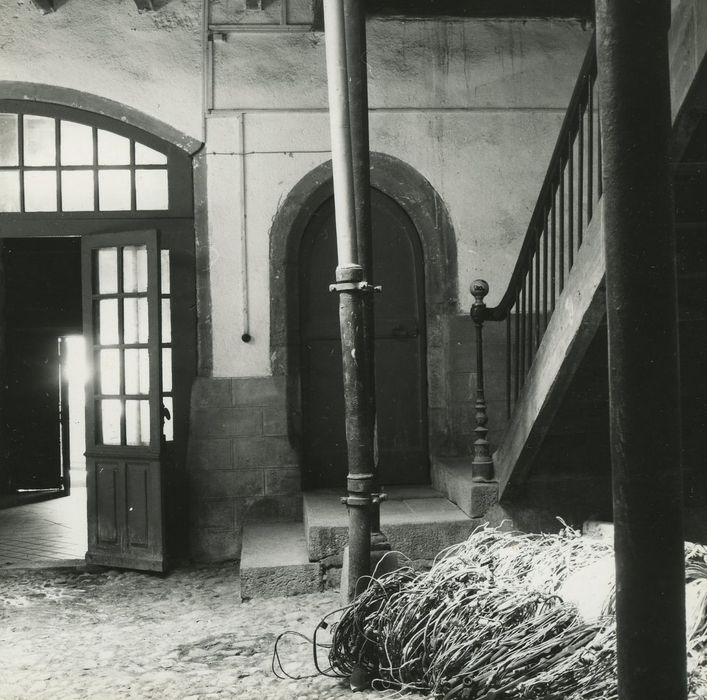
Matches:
[0,98,197,570]
[299,189,428,489]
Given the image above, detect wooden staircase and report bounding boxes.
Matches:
[455,32,707,539]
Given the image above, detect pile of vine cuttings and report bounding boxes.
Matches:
[274,525,707,700]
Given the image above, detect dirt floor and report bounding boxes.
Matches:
[0,565,416,700]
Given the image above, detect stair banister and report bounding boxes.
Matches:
[471,32,602,452]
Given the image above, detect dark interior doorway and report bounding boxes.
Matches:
[300,188,429,489]
[1,237,83,494]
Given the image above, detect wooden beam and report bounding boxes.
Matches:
[368,0,592,18]
[312,0,593,32]
[597,2,686,697]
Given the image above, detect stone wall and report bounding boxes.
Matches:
[188,376,302,561]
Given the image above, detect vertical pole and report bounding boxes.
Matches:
[470,280,494,481]
[323,0,373,602]
[342,0,387,551]
[596,3,687,700]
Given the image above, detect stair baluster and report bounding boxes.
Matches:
[478,33,600,425]
[470,279,494,481]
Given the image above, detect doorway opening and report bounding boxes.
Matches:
[0,238,88,566]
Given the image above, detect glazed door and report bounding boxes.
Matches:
[82,230,166,572]
[301,189,429,489]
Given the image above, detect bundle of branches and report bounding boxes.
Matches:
[324,525,707,700]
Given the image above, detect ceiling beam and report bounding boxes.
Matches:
[311,0,593,31]
[365,0,593,18]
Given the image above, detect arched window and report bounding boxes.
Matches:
[0,101,192,217]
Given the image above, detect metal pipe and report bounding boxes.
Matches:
[323,0,358,268]
[201,0,210,122]
[239,113,251,343]
[596,2,687,699]
[342,0,387,549]
[323,0,373,602]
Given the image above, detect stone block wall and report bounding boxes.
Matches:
[187,376,302,562]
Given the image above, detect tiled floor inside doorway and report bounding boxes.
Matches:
[0,484,87,568]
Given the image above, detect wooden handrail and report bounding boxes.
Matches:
[486,33,597,322]
[472,32,602,439]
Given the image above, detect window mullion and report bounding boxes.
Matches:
[18,115,25,213]
[117,247,126,446]
[55,118,62,212]
[92,127,99,213]
[130,140,137,211]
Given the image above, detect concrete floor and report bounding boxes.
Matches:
[0,486,87,569]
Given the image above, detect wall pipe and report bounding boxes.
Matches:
[596,2,687,698]
[322,0,374,602]
[239,112,251,342]
[323,0,358,267]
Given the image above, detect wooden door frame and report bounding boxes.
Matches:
[269,152,458,479]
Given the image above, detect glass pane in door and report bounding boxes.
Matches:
[124,297,149,344]
[125,349,150,395]
[89,239,157,448]
[125,400,150,446]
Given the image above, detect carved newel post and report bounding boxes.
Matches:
[470,280,494,481]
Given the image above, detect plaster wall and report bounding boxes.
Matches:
[0,0,203,141]
[0,5,592,379]
[207,19,592,377]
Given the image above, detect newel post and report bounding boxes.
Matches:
[470,280,494,481]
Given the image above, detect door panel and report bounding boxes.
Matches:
[82,230,165,572]
[301,189,429,488]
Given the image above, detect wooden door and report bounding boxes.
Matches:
[82,230,166,572]
[300,189,428,489]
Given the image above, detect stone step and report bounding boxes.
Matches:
[303,486,481,562]
[239,522,322,599]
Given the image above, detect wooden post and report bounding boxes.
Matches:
[470,280,494,481]
[596,2,687,698]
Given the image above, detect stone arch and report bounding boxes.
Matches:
[0,81,201,154]
[269,152,458,461]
